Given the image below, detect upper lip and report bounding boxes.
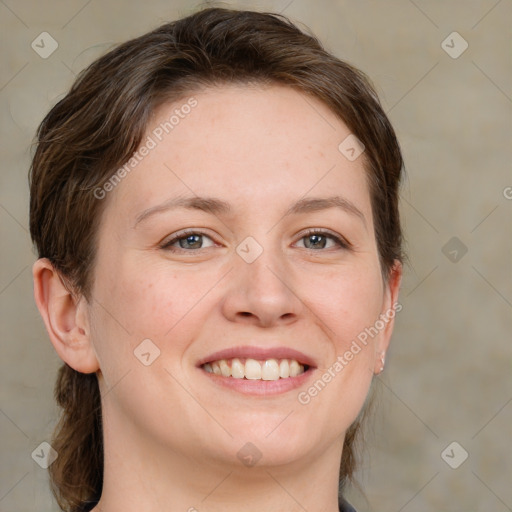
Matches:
[197,346,317,368]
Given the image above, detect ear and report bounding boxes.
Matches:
[373,260,403,374]
[32,258,99,374]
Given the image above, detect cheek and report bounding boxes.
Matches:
[302,263,384,348]
[293,265,382,436]
[92,258,219,352]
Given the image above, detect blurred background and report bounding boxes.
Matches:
[1,1,510,511]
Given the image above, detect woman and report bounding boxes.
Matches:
[30,7,403,512]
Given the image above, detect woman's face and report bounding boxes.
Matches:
[85,84,401,470]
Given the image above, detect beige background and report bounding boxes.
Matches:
[1,1,511,511]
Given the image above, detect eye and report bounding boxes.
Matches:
[295,229,350,251]
[160,230,216,251]
[159,228,350,253]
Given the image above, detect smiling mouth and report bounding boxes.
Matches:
[202,357,311,381]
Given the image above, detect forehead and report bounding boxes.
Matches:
[108,84,373,225]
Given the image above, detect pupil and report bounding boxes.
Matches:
[180,234,201,249]
[308,234,325,249]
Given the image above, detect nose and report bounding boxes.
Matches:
[220,247,303,328]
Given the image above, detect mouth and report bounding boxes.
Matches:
[196,346,317,395]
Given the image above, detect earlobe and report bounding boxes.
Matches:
[32,258,99,374]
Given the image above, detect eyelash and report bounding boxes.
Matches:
[159,228,351,253]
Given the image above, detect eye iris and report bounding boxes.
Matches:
[305,234,326,249]
[179,234,202,249]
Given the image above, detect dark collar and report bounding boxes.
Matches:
[339,495,357,512]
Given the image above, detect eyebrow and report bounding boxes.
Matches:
[134,196,232,227]
[134,194,366,228]
[286,196,366,228]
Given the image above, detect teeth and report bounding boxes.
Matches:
[289,359,301,377]
[261,359,279,381]
[231,358,244,379]
[245,359,262,379]
[202,358,306,380]
[279,359,289,378]
[219,359,231,377]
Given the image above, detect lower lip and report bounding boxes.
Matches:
[198,366,316,396]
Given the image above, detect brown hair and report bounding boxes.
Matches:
[29,7,404,511]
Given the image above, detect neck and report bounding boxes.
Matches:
[92,405,344,512]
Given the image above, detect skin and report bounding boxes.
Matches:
[33,84,401,512]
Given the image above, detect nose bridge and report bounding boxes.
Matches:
[237,235,290,297]
[244,250,286,293]
[222,233,302,325]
